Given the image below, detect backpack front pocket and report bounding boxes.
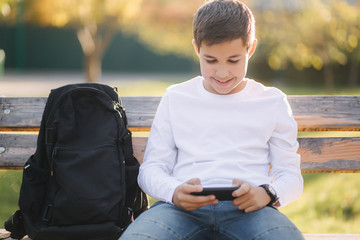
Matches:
[50,145,124,225]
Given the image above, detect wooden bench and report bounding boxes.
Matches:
[1,95,360,240]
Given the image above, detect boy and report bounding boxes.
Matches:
[121,0,304,239]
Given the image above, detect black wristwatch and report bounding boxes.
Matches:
[259,184,279,207]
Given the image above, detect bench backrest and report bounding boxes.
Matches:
[1,96,360,172]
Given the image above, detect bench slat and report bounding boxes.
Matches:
[1,96,360,131]
[289,96,360,131]
[298,137,360,172]
[0,134,37,168]
[1,134,360,172]
[0,97,47,129]
[0,134,148,169]
[0,97,159,130]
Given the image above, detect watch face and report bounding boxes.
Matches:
[268,185,276,196]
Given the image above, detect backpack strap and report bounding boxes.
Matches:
[116,98,149,223]
[121,130,138,166]
[117,103,136,166]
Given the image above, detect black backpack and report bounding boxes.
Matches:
[4,83,148,240]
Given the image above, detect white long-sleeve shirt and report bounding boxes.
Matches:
[139,76,303,207]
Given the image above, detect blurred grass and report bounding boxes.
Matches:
[1,78,359,233]
[281,173,360,233]
[0,170,22,224]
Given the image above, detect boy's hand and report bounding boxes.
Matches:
[232,179,271,213]
[172,178,218,211]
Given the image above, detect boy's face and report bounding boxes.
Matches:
[193,38,256,95]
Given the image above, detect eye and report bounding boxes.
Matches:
[206,59,217,63]
[228,59,240,63]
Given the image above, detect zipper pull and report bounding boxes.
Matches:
[113,101,125,110]
[113,101,124,118]
[50,163,54,176]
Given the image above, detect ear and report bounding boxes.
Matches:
[192,39,200,56]
[247,39,257,59]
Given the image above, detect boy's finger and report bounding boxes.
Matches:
[233,182,250,197]
[191,194,217,203]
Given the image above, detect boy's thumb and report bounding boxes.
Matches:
[232,178,245,187]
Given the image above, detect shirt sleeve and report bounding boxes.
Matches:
[269,94,304,207]
[137,92,182,203]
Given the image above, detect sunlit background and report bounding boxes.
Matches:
[0,0,359,91]
[0,0,360,234]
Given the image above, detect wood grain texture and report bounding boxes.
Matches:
[298,137,360,172]
[1,134,360,172]
[1,96,360,131]
[0,97,47,129]
[1,96,359,172]
[289,96,360,131]
[0,134,37,167]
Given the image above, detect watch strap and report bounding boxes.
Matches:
[259,184,279,207]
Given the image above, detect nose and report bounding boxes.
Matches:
[215,69,230,80]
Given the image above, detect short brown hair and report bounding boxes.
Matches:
[193,0,255,50]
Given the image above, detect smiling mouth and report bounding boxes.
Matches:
[214,77,234,85]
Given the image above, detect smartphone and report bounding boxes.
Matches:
[191,187,238,201]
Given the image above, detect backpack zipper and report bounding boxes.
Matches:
[46,87,123,125]
[50,147,58,176]
[113,101,124,118]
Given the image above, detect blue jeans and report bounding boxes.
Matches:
[120,201,304,240]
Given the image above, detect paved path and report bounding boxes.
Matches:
[0,72,87,97]
[0,71,189,97]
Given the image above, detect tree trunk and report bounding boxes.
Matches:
[77,22,118,83]
[85,51,102,83]
[324,64,334,93]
